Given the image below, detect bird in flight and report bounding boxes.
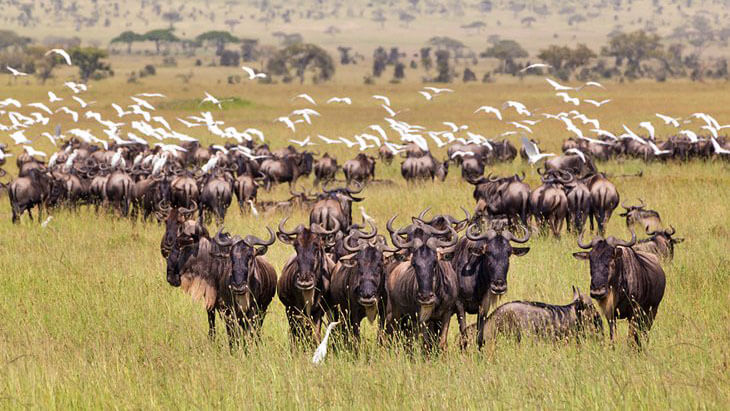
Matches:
[520,63,552,73]
[327,97,352,105]
[474,105,502,120]
[545,78,575,91]
[241,66,267,80]
[521,136,555,165]
[292,93,316,105]
[6,66,27,76]
[584,99,611,107]
[45,48,73,65]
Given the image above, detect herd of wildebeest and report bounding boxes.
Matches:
[1,134,694,352]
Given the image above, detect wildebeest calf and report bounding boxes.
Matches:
[480,287,603,347]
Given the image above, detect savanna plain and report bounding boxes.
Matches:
[1,70,730,408]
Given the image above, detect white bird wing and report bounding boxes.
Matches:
[372,95,390,107]
[241,66,256,79]
[418,91,432,100]
[47,48,72,65]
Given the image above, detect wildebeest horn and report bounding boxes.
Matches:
[311,219,340,235]
[417,207,431,221]
[536,166,545,176]
[243,227,276,253]
[665,225,676,236]
[638,198,646,208]
[347,181,364,194]
[358,219,378,240]
[621,200,631,210]
[179,201,197,215]
[426,225,458,250]
[387,216,414,249]
[278,217,299,236]
[502,226,530,243]
[488,173,501,182]
[343,232,367,252]
[558,170,573,183]
[158,200,171,212]
[466,223,497,241]
[577,230,598,249]
[213,227,234,247]
[607,228,636,248]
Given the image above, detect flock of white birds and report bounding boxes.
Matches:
[2,55,730,170]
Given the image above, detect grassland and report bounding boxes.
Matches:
[1,68,730,409]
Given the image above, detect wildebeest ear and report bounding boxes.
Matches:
[572,252,589,260]
[512,247,530,256]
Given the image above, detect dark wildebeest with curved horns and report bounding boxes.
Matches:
[207,227,278,343]
[451,221,530,348]
[619,199,663,234]
[384,216,459,351]
[328,222,397,344]
[573,229,666,346]
[470,173,530,228]
[277,218,340,346]
[632,226,683,262]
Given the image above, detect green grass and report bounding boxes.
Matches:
[1,73,730,408]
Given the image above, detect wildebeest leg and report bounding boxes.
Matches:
[223,315,240,349]
[207,310,216,341]
[476,312,486,349]
[438,314,452,351]
[455,300,469,350]
[28,208,34,222]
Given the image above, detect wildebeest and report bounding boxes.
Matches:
[259,151,313,189]
[105,169,134,216]
[385,217,459,350]
[530,171,568,237]
[233,174,257,213]
[8,168,52,223]
[199,170,233,224]
[470,173,530,228]
[544,154,597,177]
[309,184,363,232]
[573,229,666,345]
[619,199,663,234]
[460,155,485,181]
[556,171,591,233]
[313,153,338,186]
[328,222,396,343]
[343,153,376,185]
[277,218,338,345]
[169,171,199,208]
[401,154,448,182]
[480,287,603,346]
[208,227,278,343]
[452,222,530,348]
[585,173,619,235]
[160,202,198,258]
[632,226,683,262]
[378,145,394,165]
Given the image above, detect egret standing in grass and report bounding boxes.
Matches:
[312,321,340,365]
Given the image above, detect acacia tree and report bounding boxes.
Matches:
[143,29,180,55]
[110,31,144,54]
[70,47,113,82]
[196,31,240,55]
[481,39,528,74]
[266,43,335,83]
[601,30,664,78]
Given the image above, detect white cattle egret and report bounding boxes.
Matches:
[372,95,391,107]
[312,321,340,365]
[423,87,453,94]
[327,97,352,105]
[545,78,574,91]
[241,66,267,79]
[6,66,27,76]
[474,105,502,120]
[520,63,552,72]
[45,48,72,65]
[292,93,316,105]
[521,136,555,164]
[584,99,611,107]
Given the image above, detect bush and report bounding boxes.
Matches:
[162,56,177,67]
[220,50,240,67]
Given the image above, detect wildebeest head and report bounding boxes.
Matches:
[412,207,471,235]
[388,216,458,319]
[160,202,198,258]
[214,227,275,310]
[278,217,339,292]
[464,223,530,295]
[573,229,637,300]
[339,222,396,316]
[571,286,604,335]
